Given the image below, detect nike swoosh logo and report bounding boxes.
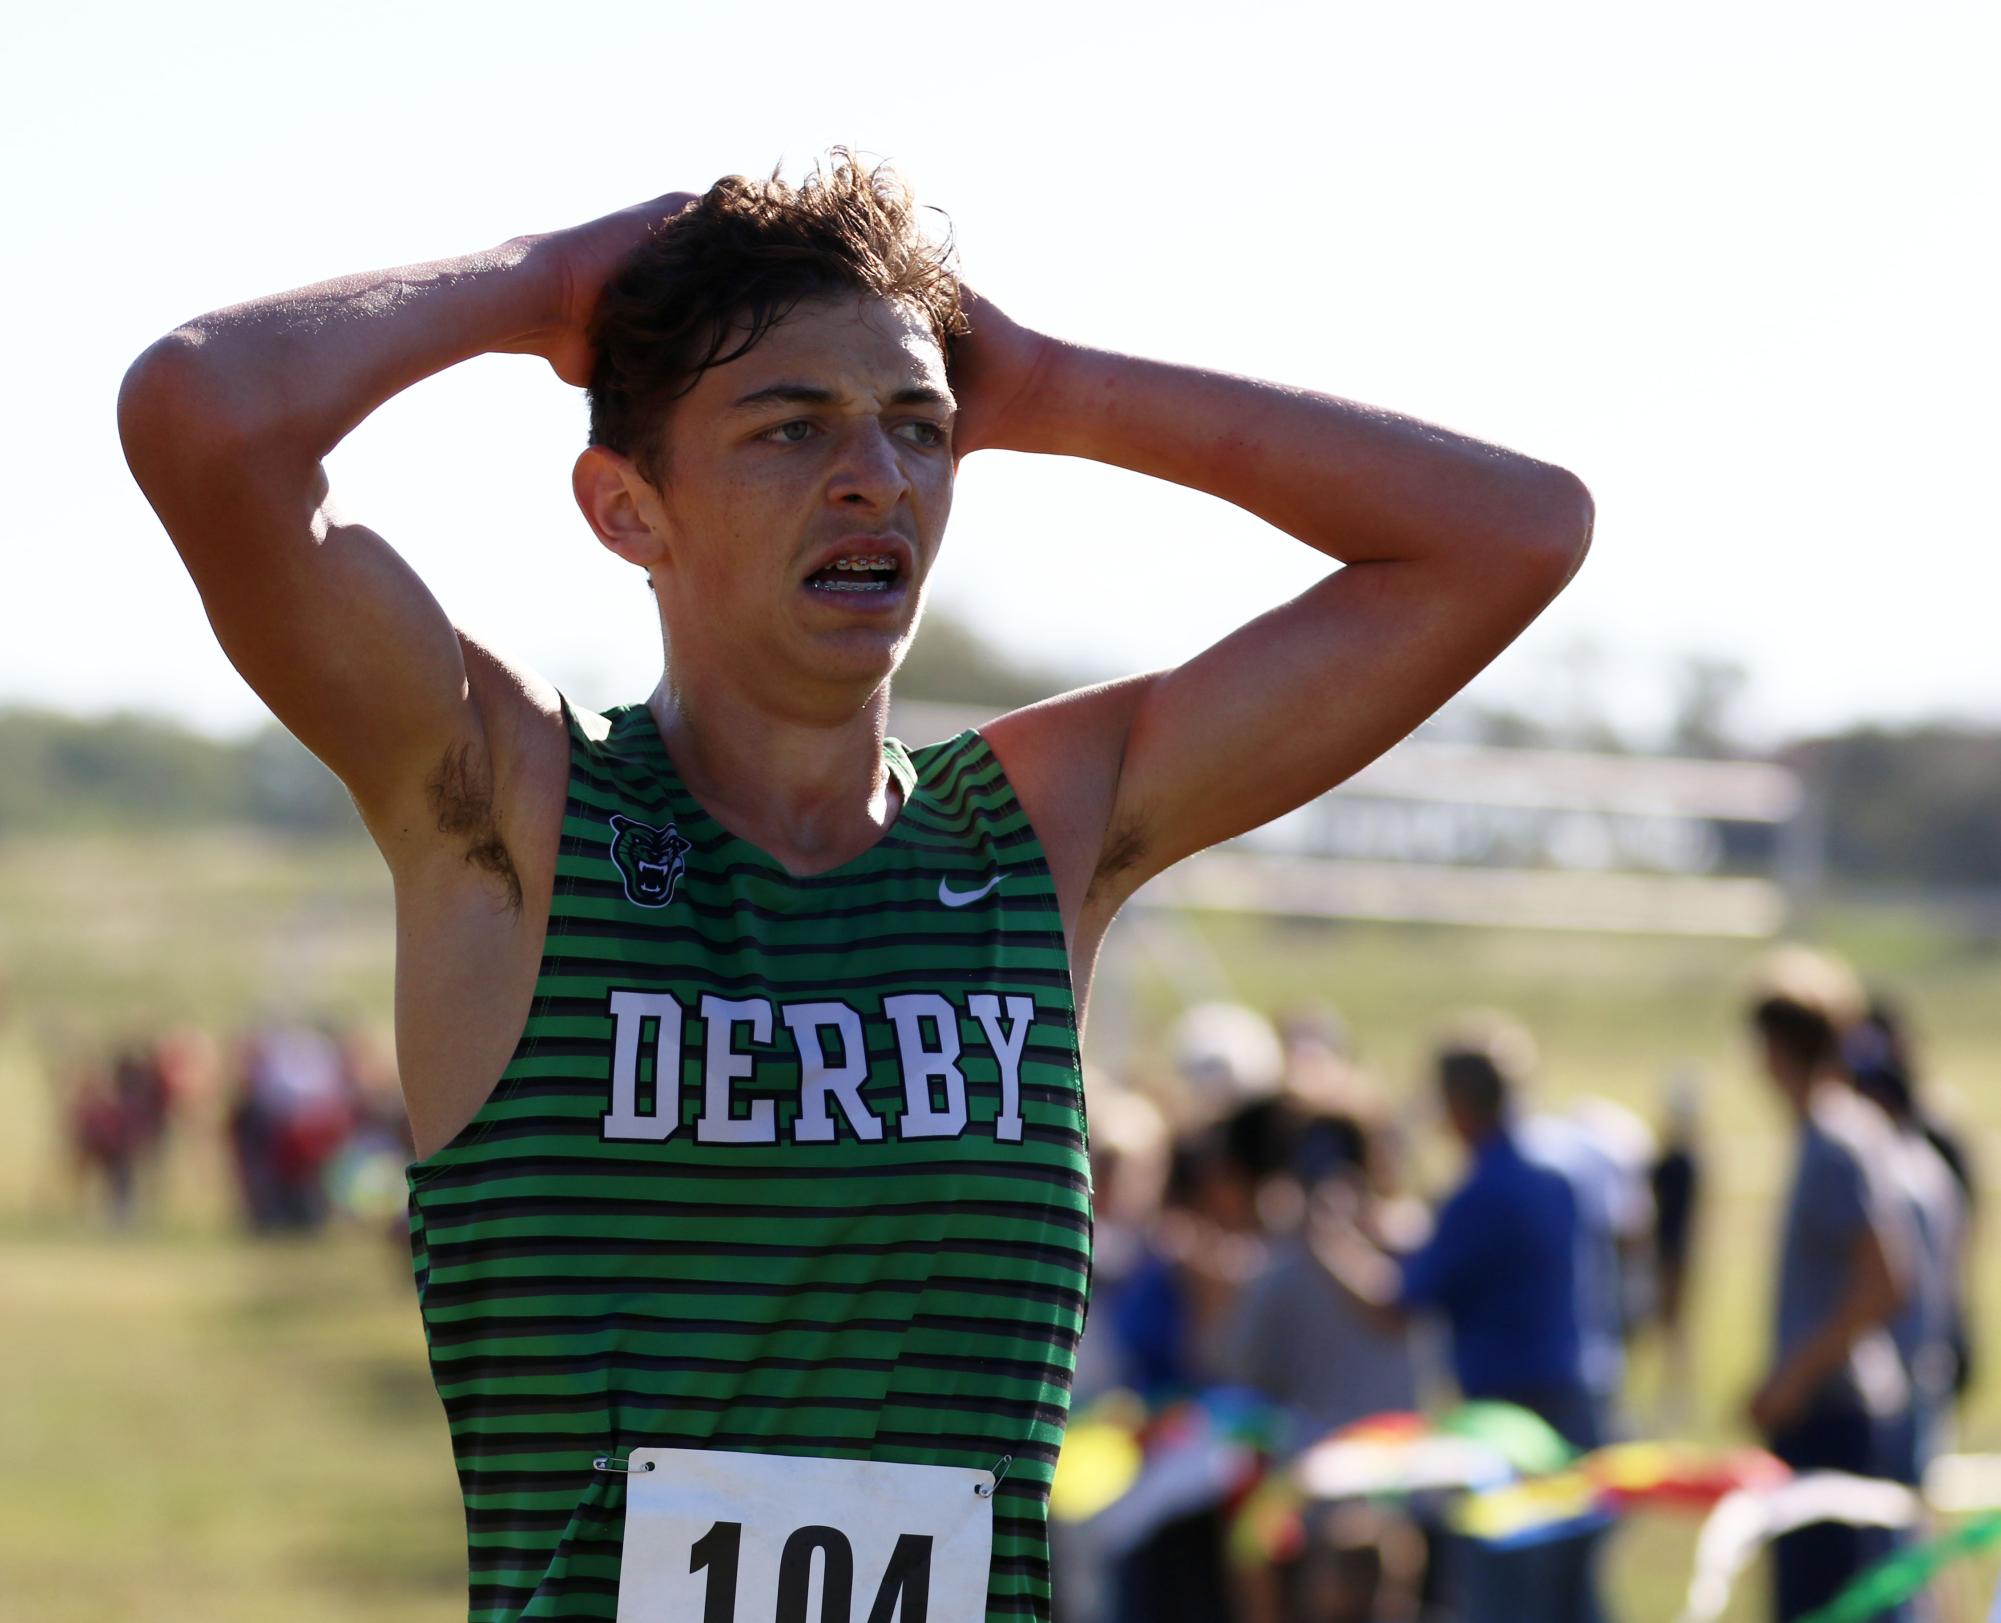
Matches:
[938,875,1004,908]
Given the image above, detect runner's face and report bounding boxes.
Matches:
[651,292,955,691]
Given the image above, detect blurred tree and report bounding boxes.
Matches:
[0,707,354,835]
[19,628,1995,891]
[0,614,1072,837]
[893,610,1076,709]
[238,727,362,833]
[1668,656,1748,759]
[1790,726,2001,887]
[0,707,242,830]
[1552,637,1631,753]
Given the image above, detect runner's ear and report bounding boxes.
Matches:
[572,445,672,570]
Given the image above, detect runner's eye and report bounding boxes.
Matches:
[762,420,817,444]
[899,421,948,448]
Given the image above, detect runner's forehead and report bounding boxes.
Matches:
[704,293,952,411]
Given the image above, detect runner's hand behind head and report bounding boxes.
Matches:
[497,191,701,388]
[117,192,688,848]
[946,286,1055,464]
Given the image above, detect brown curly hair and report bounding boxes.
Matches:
[586,148,968,487]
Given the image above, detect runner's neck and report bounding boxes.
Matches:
[643,677,904,875]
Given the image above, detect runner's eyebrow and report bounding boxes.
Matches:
[730,385,835,411]
[728,383,955,412]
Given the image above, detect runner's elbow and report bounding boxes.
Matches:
[1528,464,1593,552]
[1556,468,1595,560]
[1503,465,1593,588]
[117,331,266,470]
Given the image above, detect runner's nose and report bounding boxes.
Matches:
[827,418,911,510]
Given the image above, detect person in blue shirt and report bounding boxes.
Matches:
[1313,1014,1607,1623]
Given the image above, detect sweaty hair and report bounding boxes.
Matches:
[586,148,968,487]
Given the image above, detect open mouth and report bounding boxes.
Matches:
[804,552,902,596]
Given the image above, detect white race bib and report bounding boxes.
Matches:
[615,1447,995,1623]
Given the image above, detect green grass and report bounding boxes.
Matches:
[4,828,1999,1620]
[0,1229,463,1623]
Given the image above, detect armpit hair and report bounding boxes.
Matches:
[1087,817,1149,902]
[426,740,524,913]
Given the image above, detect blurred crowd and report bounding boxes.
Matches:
[44,946,1982,1623]
[1056,947,1979,1623]
[56,1018,411,1234]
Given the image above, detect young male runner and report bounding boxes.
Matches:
[118,153,1592,1622]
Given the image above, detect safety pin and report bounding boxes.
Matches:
[973,1455,1013,1498]
[593,1454,656,1474]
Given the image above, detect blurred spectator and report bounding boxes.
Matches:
[61,1033,189,1226]
[111,1039,173,1187]
[1309,1012,1609,1623]
[324,1023,418,1241]
[54,1018,396,1237]
[1169,1001,1285,1129]
[1088,1012,1293,1623]
[1565,1096,1660,1343]
[1276,1001,1351,1066]
[1520,1099,1653,1447]
[151,1024,221,1113]
[1860,995,1980,1406]
[1093,1111,1270,1623]
[1276,1001,1368,1120]
[1107,1004,1287,1395]
[228,1021,355,1233]
[1845,1010,1967,1488]
[1226,1113,1421,1452]
[1237,1497,1427,1623]
[64,1051,138,1225]
[1745,951,1915,1623]
[1226,1112,1430,1623]
[1057,1080,1169,1623]
[1074,1081,1175,1406]
[1648,1068,1705,1427]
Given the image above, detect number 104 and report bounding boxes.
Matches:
[690,1519,938,1623]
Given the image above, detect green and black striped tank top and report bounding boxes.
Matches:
[405,695,1093,1622]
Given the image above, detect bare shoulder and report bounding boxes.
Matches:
[979,671,1159,942]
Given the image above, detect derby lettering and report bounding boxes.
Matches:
[599,990,1039,1146]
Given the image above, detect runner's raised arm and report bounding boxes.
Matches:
[959,288,1593,950]
[114,194,694,843]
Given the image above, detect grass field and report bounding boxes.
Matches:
[4,827,2000,1621]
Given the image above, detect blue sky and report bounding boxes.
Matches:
[5,0,1995,745]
